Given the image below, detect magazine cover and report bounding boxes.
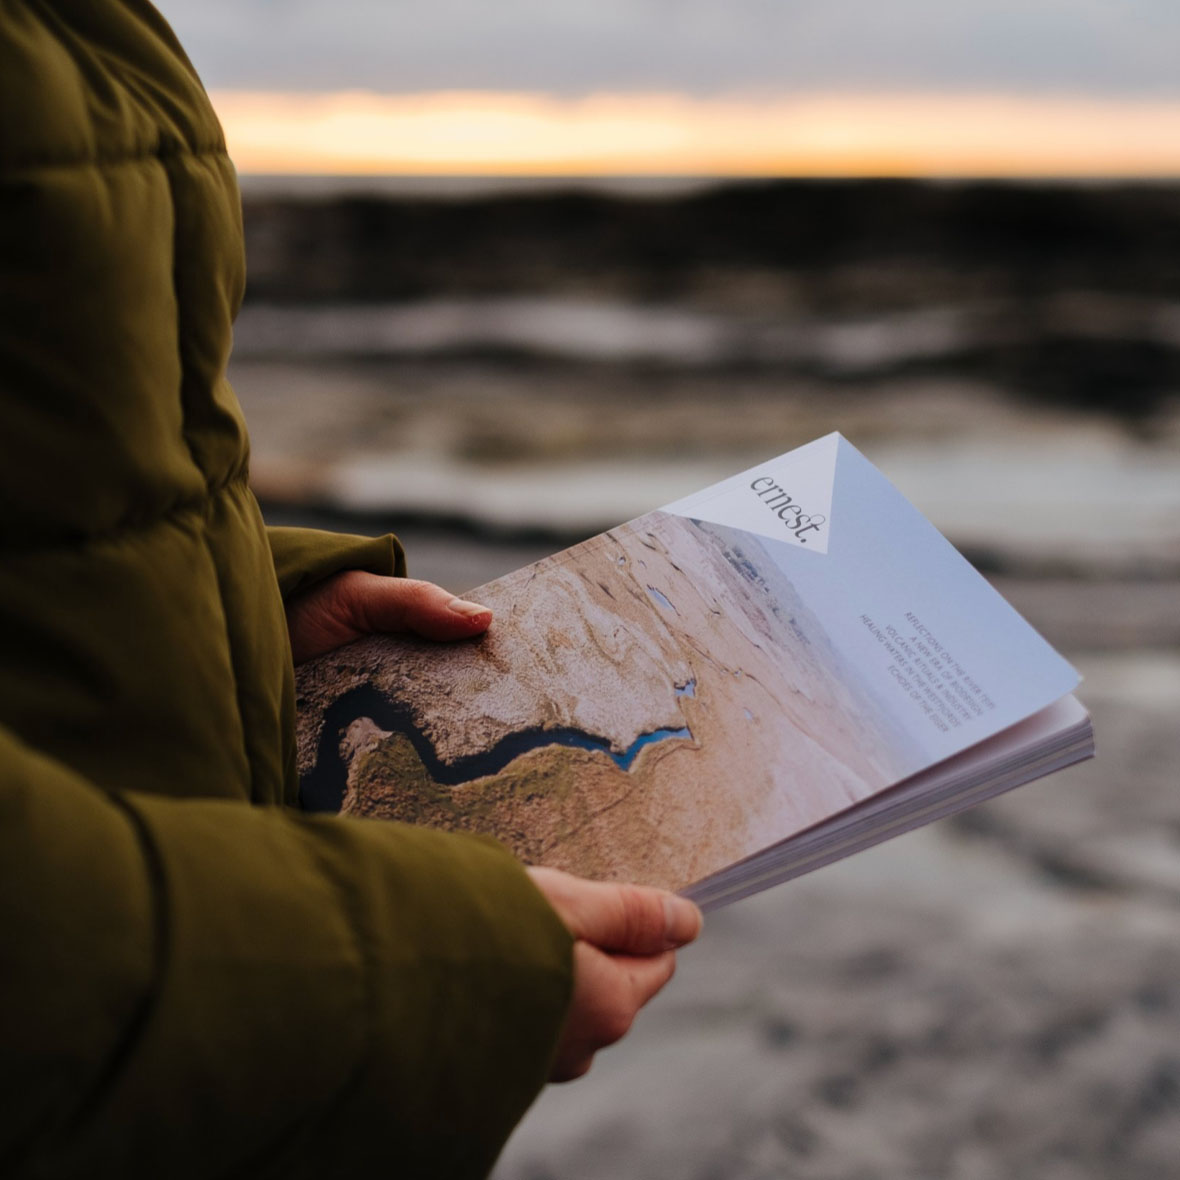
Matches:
[295,434,1082,893]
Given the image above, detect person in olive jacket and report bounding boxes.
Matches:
[0,3,701,1177]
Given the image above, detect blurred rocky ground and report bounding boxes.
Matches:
[234,178,1180,1179]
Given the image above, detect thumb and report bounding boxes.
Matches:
[528,867,703,955]
[347,575,493,640]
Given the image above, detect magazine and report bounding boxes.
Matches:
[295,433,1093,909]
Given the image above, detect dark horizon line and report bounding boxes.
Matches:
[237,172,1180,195]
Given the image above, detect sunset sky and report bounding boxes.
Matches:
[156,0,1180,176]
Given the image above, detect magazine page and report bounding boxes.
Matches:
[662,432,1081,772]
[296,433,1080,894]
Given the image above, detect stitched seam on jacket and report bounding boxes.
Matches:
[197,507,260,803]
[222,834,380,1180]
[0,469,253,559]
[0,145,230,176]
[28,790,173,1162]
[158,147,258,805]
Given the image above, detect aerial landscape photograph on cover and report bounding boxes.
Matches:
[296,510,920,892]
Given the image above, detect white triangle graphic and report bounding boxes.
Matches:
[662,433,840,555]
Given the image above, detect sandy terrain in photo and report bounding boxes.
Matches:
[296,513,919,891]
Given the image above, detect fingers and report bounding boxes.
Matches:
[549,943,679,1083]
[527,866,702,955]
[526,869,700,1081]
[616,948,679,1010]
[345,574,493,640]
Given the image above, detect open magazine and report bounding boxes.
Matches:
[295,433,1093,909]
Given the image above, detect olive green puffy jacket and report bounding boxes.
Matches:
[0,3,572,1176]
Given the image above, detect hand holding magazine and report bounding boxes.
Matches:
[295,434,1093,909]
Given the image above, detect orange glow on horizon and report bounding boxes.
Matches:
[211,90,1180,178]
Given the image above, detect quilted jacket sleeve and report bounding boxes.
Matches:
[267,526,408,600]
[0,723,573,1180]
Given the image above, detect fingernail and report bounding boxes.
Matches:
[447,597,492,619]
[663,894,703,946]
